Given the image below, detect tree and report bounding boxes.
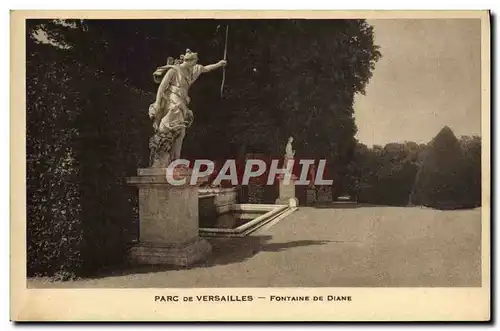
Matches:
[27,19,381,165]
[410,126,473,209]
[458,135,481,207]
[355,141,419,205]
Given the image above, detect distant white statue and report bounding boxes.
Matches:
[285,136,295,160]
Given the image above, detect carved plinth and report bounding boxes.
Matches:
[129,238,212,267]
[126,167,211,266]
[306,187,317,206]
[275,174,298,207]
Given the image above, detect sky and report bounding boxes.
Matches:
[353,19,482,146]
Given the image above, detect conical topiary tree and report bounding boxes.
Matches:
[409,126,468,209]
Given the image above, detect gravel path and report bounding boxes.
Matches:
[28,206,482,288]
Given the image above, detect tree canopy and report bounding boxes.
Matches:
[28,19,381,164]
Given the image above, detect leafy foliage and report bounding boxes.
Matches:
[27,41,85,279]
[29,19,381,161]
[353,127,482,209]
[27,40,152,278]
[354,142,421,205]
[221,20,381,170]
[410,128,481,209]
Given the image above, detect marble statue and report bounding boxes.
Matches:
[148,49,227,167]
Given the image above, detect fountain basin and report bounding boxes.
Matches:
[200,204,293,237]
[199,187,239,216]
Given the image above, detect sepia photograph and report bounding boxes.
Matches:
[10,10,490,321]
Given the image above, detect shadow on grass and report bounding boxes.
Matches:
[89,236,332,279]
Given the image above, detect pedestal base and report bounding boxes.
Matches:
[276,174,298,207]
[129,237,212,267]
[127,167,212,267]
[306,187,317,206]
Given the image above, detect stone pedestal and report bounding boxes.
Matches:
[275,174,298,207]
[126,167,211,267]
[306,187,317,206]
[317,185,333,203]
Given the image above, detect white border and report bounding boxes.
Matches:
[4,2,496,328]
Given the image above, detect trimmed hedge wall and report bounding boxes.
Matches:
[357,162,419,206]
[27,43,153,279]
[354,130,481,209]
[409,127,481,209]
[353,143,420,206]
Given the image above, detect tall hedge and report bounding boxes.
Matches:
[409,126,480,209]
[353,129,481,209]
[27,42,153,279]
[355,143,420,206]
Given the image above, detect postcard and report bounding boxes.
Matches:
[11,10,490,321]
